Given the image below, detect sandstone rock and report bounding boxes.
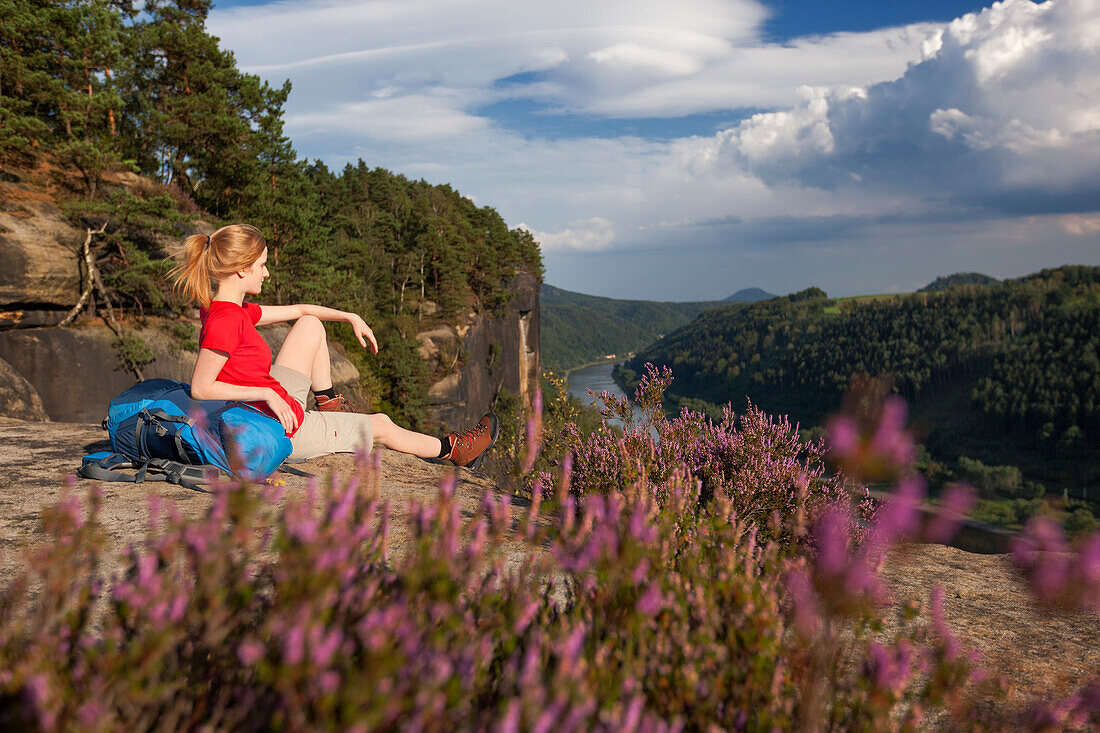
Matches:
[0,326,191,422]
[0,309,70,329]
[0,356,49,421]
[424,272,540,431]
[0,181,82,309]
[0,417,529,595]
[427,372,464,406]
[0,320,360,422]
[415,326,456,362]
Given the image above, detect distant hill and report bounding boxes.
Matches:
[616,265,1100,503]
[919,272,999,292]
[724,287,776,302]
[540,285,719,373]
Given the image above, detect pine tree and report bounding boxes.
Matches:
[0,0,55,158]
[1,0,128,184]
[52,0,130,196]
[120,0,290,212]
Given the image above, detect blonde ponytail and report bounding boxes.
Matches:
[167,224,267,308]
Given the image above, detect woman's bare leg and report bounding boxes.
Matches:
[370,413,444,458]
[273,315,332,390]
[275,316,445,458]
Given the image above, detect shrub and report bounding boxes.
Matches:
[562,363,870,550]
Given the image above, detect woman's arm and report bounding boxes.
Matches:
[190,348,299,433]
[256,303,347,326]
[256,304,378,353]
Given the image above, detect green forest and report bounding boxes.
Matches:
[616,269,1100,528]
[1,0,542,426]
[540,284,717,373]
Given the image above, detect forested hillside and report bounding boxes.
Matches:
[1,0,541,425]
[920,272,1000,291]
[617,268,1100,500]
[540,284,716,372]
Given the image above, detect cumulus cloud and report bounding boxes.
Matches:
[712,0,1100,215]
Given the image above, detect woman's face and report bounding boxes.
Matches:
[242,247,270,295]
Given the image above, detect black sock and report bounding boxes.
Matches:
[438,435,453,458]
[315,386,337,400]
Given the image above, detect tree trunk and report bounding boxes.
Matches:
[105,68,116,136]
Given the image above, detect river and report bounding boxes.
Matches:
[566,362,647,432]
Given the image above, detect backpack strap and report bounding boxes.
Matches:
[139,408,195,464]
[78,452,144,483]
[277,463,313,478]
[77,452,215,494]
[145,458,215,493]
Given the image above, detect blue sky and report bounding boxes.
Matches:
[208,0,1100,300]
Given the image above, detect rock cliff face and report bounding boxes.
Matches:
[0,356,49,421]
[0,172,83,328]
[0,323,360,423]
[421,272,540,431]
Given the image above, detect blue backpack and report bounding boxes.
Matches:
[77,379,306,493]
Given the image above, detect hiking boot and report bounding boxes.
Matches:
[445,413,500,470]
[315,393,355,413]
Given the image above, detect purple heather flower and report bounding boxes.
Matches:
[513,599,539,635]
[76,700,106,729]
[872,475,926,547]
[311,629,343,668]
[558,452,573,498]
[866,640,913,694]
[283,621,306,666]
[24,674,55,730]
[813,507,851,577]
[869,396,916,469]
[635,585,664,617]
[622,695,644,731]
[499,699,522,733]
[826,415,860,460]
[238,639,265,666]
[438,471,456,501]
[925,483,976,545]
[1013,517,1071,600]
[784,564,822,636]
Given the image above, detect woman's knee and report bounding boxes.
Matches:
[294,313,324,334]
[369,413,394,440]
[287,314,325,345]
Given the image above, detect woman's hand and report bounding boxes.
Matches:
[265,388,300,435]
[348,314,379,354]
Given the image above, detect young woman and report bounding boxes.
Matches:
[167,223,498,468]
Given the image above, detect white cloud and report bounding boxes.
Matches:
[1057,213,1100,236]
[209,0,1100,297]
[285,92,489,142]
[929,108,1068,152]
[210,0,935,128]
[586,43,702,77]
[520,217,617,252]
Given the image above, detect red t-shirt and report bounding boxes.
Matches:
[199,301,304,437]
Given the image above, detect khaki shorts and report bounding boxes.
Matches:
[271,365,374,462]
